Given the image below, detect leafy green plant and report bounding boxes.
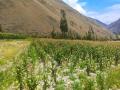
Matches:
[16,65,24,90]
[55,80,65,90]
[12,40,120,90]
[26,75,38,90]
[84,79,95,90]
[72,79,82,90]
[114,49,120,66]
[96,72,106,90]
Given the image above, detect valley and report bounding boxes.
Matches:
[0,0,120,90]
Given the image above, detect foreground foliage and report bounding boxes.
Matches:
[0,40,29,90]
[14,39,120,90]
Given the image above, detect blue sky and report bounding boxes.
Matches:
[63,0,120,24]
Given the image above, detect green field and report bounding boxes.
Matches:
[0,39,120,90]
[0,40,29,90]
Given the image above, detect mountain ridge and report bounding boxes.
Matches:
[108,19,120,34]
[0,0,114,39]
[88,17,108,28]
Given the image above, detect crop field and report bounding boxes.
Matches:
[0,39,120,90]
[0,40,30,90]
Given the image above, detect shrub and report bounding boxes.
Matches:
[60,9,68,38]
[0,33,27,39]
[0,24,2,32]
[16,65,24,90]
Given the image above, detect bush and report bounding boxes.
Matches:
[0,24,2,32]
[60,9,68,37]
[0,33,27,39]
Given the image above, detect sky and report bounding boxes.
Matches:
[63,0,120,24]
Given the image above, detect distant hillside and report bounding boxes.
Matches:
[108,19,120,34]
[89,17,108,28]
[0,0,114,39]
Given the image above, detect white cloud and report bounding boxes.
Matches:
[63,0,87,15]
[88,4,120,24]
[63,0,120,24]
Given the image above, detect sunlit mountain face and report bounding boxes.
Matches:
[0,0,114,39]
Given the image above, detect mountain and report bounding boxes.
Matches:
[108,19,120,34]
[0,0,114,38]
[89,17,108,28]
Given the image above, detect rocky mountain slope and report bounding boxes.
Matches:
[108,19,120,34]
[89,17,108,28]
[0,0,114,38]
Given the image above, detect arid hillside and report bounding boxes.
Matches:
[108,19,120,34]
[0,0,114,38]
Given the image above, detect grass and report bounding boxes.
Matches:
[0,40,30,90]
[106,67,120,89]
[0,40,29,65]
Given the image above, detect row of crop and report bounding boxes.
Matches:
[14,40,120,90]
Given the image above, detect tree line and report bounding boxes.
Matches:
[51,9,99,40]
